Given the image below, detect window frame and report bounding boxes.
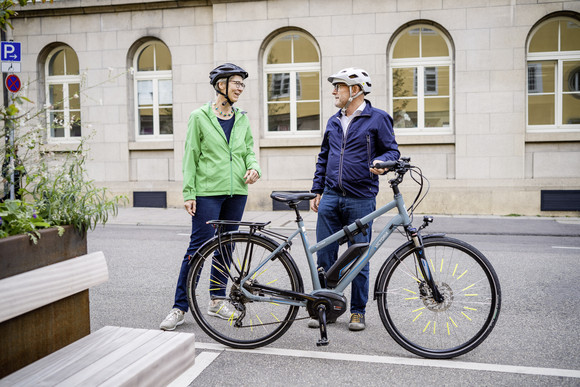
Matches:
[263,31,321,138]
[526,17,580,132]
[389,25,453,135]
[44,47,82,143]
[133,42,173,141]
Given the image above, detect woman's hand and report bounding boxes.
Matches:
[244,169,259,184]
[184,199,196,216]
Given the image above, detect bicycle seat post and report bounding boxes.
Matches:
[290,203,303,223]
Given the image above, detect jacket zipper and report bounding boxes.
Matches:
[366,134,373,179]
[338,118,347,196]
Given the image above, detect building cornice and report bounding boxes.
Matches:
[13,0,260,18]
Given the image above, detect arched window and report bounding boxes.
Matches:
[389,25,453,133]
[263,31,321,135]
[45,46,81,141]
[133,41,173,139]
[527,16,580,130]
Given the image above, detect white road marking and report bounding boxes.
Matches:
[195,342,580,379]
[168,351,220,386]
[552,246,580,250]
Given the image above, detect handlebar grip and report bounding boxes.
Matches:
[373,160,398,170]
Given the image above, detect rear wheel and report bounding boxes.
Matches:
[187,232,303,349]
[376,236,501,359]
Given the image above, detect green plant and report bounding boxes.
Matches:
[1,72,127,242]
[0,199,52,242]
[27,139,125,234]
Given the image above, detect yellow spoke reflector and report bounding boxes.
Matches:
[412,307,426,313]
[271,313,280,322]
[449,316,458,327]
[452,264,458,277]
[423,321,431,332]
[430,259,435,272]
[405,297,419,300]
[447,322,450,335]
[209,288,222,292]
[464,306,477,311]
[462,312,472,321]
[250,319,253,332]
[209,279,222,285]
[413,312,423,322]
[412,276,421,283]
[462,283,475,292]
[464,294,478,297]
[433,321,436,334]
[269,302,280,306]
[266,279,278,285]
[457,270,467,280]
[404,288,417,294]
[440,259,444,273]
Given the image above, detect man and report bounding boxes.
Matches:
[310,67,400,331]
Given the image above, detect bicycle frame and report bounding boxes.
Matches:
[237,191,413,306]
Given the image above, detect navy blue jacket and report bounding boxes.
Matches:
[312,100,400,198]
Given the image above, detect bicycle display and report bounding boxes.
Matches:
[186,157,501,359]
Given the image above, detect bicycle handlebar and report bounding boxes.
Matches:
[374,157,411,172]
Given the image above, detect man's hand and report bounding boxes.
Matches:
[184,199,196,216]
[370,159,386,175]
[244,169,259,184]
[310,194,321,212]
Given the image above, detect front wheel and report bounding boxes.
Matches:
[187,232,303,349]
[376,236,501,359]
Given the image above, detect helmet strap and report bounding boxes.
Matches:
[341,86,364,115]
[215,76,235,106]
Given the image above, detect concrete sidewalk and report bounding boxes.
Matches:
[107,206,580,237]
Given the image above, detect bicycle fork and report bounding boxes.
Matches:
[407,227,444,303]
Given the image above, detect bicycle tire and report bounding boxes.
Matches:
[187,232,303,349]
[376,236,501,359]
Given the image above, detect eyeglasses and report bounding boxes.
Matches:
[333,83,347,92]
[230,81,246,89]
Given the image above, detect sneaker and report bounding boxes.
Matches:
[349,313,365,331]
[307,318,336,329]
[208,299,239,320]
[160,308,185,331]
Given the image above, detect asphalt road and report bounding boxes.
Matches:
[88,214,580,386]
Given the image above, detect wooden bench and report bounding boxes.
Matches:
[0,326,195,386]
[0,252,196,386]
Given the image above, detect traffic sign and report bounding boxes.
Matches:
[6,74,21,93]
[1,41,21,62]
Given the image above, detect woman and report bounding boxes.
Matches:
[160,63,261,331]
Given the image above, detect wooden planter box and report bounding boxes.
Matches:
[0,226,88,378]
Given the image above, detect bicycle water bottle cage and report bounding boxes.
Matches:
[325,243,369,288]
[338,219,368,245]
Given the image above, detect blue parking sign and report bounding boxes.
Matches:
[1,42,21,62]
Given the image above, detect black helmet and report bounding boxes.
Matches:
[209,63,248,86]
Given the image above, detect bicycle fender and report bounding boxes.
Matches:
[372,233,445,300]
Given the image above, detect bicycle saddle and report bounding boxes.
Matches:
[270,191,317,203]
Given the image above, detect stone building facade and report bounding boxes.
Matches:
[6,0,580,215]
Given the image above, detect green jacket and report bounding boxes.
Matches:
[182,102,261,201]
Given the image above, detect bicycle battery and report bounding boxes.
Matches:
[325,243,369,288]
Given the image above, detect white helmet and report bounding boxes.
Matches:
[327,67,372,95]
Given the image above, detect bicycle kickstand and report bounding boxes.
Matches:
[316,304,330,347]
